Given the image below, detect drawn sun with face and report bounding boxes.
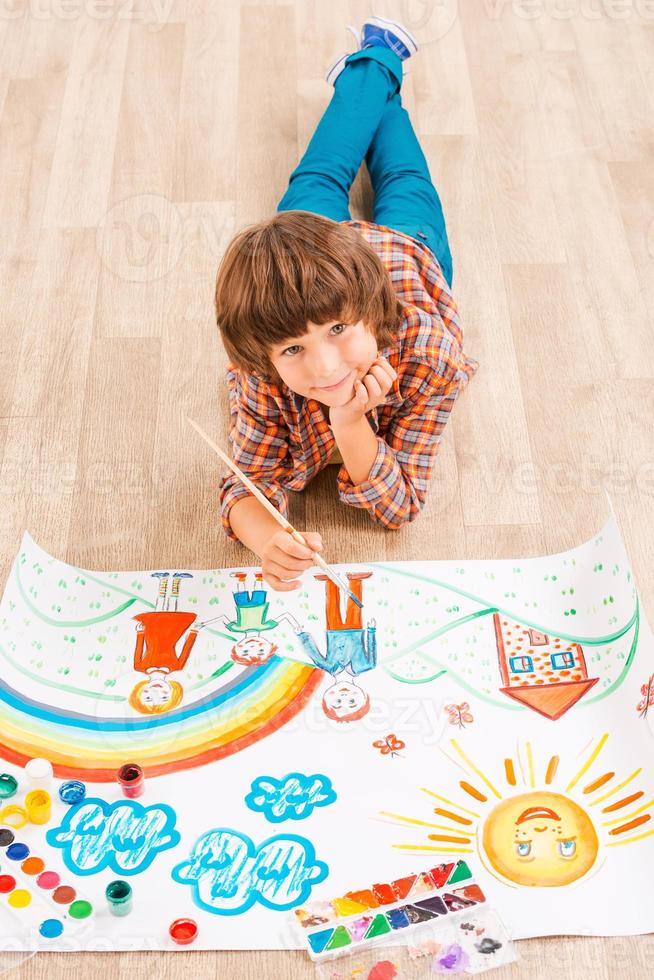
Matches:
[380,733,654,888]
[481,791,598,886]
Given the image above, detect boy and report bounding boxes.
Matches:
[214,17,479,592]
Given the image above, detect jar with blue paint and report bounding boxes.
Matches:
[58,780,86,806]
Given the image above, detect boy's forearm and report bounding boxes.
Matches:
[227,495,280,557]
[330,415,379,486]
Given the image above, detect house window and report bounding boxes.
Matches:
[528,629,549,645]
[510,655,533,673]
[551,651,575,670]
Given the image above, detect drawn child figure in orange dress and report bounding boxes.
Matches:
[295,572,377,723]
[129,572,206,714]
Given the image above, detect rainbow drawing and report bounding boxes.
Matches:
[0,657,321,782]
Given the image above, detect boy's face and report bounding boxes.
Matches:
[232,636,274,665]
[268,319,378,406]
[141,675,173,706]
[322,680,367,718]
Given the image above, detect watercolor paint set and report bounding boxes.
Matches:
[293,860,496,963]
[0,827,93,942]
[313,906,516,978]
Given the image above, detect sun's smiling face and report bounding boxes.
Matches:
[482,791,599,886]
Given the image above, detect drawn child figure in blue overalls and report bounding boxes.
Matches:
[211,571,301,666]
[295,572,377,723]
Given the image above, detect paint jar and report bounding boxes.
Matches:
[25,758,53,788]
[59,780,86,806]
[117,764,144,799]
[0,774,18,800]
[169,918,198,945]
[25,790,52,825]
[0,805,28,830]
[105,880,132,917]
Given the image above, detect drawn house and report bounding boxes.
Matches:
[493,614,598,720]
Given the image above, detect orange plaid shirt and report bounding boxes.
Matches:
[219,220,480,538]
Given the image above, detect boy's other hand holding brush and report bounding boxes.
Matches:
[259,528,323,592]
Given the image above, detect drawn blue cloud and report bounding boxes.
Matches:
[172,828,328,915]
[46,798,180,876]
[245,772,337,823]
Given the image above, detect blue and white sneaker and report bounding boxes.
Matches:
[325,16,418,87]
[360,15,419,60]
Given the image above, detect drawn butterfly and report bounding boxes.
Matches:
[444,702,474,729]
[373,734,405,757]
[637,674,654,718]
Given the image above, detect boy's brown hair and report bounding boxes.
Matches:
[214,210,403,384]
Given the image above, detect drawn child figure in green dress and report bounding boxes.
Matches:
[212,572,301,666]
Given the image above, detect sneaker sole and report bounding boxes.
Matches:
[325,53,348,86]
[366,14,419,55]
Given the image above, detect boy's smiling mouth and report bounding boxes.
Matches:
[314,370,353,392]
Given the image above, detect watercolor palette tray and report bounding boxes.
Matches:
[294,860,488,962]
[0,828,93,943]
[313,907,516,978]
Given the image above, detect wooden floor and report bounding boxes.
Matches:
[1,0,653,976]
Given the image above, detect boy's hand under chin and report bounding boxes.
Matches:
[329,355,397,428]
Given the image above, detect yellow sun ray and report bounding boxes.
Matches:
[545,755,559,785]
[377,812,472,834]
[566,732,609,792]
[583,771,614,794]
[421,788,480,818]
[393,844,473,854]
[504,758,516,786]
[589,768,642,806]
[602,797,654,827]
[606,827,654,847]
[450,739,502,799]
[515,745,526,786]
[526,742,535,788]
[377,811,448,829]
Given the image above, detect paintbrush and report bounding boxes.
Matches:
[186,416,363,609]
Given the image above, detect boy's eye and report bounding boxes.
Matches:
[281,345,302,357]
[330,323,346,335]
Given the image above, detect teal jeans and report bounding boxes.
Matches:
[276,46,454,287]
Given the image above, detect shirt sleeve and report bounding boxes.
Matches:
[296,631,330,671]
[336,359,463,530]
[219,369,297,541]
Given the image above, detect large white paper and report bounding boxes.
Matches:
[0,492,652,951]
